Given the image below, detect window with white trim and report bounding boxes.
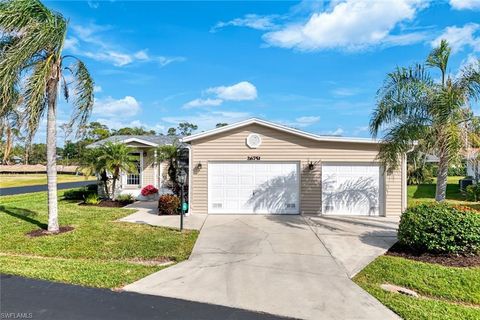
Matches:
[127,153,141,186]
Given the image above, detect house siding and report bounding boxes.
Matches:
[189,123,404,216]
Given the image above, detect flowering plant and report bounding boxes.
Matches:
[141,184,158,196]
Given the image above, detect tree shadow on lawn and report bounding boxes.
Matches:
[0,205,47,230]
[412,183,464,201]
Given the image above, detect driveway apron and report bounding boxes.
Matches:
[124,215,399,320]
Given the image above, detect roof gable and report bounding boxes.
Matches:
[181,118,380,144]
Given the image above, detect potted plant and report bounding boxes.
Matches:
[141,184,159,201]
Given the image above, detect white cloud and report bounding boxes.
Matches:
[93,85,102,93]
[431,23,480,53]
[263,0,427,51]
[95,118,165,132]
[87,1,99,9]
[207,81,258,101]
[295,116,320,125]
[183,98,223,108]
[276,115,320,128]
[450,0,480,10]
[324,128,344,136]
[93,96,141,118]
[332,87,360,97]
[65,23,185,67]
[212,14,278,32]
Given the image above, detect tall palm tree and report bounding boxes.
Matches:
[370,40,480,202]
[97,142,137,201]
[0,0,94,232]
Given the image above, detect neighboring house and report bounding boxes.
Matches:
[87,135,182,198]
[466,148,480,180]
[180,118,407,217]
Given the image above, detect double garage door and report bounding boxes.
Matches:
[207,162,383,216]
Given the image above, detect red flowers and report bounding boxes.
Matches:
[141,184,158,196]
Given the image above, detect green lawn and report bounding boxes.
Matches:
[0,191,198,288]
[354,176,480,319]
[408,176,480,210]
[354,256,480,320]
[0,174,94,188]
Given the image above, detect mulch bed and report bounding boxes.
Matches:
[387,243,480,268]
[26,226,74,238]
[79,200,134,208]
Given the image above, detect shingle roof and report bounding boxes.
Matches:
[87,135,181,148]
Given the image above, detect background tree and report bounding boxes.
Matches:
[167,127,177,136]
[97,142,137,201]
[112,127,155,136]
[370,40,480,202]
[216,123,228,128]
[0,0,94,232]
[177,122,198,136]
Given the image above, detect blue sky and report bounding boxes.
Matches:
[44,0,480,142]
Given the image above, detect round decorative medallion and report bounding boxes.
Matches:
[246,133,262,149]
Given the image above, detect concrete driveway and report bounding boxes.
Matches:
[124,215,399,320]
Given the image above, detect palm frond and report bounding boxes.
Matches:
[426,39,451,84]
[23,56,51,137]
[67,59,94,135]
[370,64,433,137]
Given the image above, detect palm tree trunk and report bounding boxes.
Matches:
[435,149,449,202]
[46,78,59,233]
[111,168,119,201]
[3,125,12,164]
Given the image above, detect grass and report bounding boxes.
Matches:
[407,176,480,210]
[0,191,198,288]
[0,174,94,188]
[355,176,480,319]
[354,256,480,320]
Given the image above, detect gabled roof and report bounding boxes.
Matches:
[87,135,179,148]
[181,118,380,144]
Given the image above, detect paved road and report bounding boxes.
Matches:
[0,180,96,196]
[0,274,287,320]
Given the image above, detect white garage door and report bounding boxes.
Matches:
[322,164,383,216]
[208,162,299,214]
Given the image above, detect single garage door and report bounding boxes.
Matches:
[208,162,299,214]
[322,163,383,216]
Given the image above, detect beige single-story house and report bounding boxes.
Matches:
[180,118,406,216]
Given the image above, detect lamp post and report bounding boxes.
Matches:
[177,168,187,231]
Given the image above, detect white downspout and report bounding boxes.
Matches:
[185,144,192,216]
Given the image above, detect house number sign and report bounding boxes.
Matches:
[247,156,261,161]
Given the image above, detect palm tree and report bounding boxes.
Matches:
[157,144,180,195]
[370,40,480,202]
[0,0,94,232]
[97,142,137,201]
[78,147,110,198]
[0,89,22,164]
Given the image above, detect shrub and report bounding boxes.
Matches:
[158,194,180,215]
[465,184,480,202]
[116,194,134,204]
[63,185,97,200]
[84,193,101,205]
[398,203,480,254]
[141,184,158,197]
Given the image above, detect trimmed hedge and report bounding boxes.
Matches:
[398,203,480,254]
